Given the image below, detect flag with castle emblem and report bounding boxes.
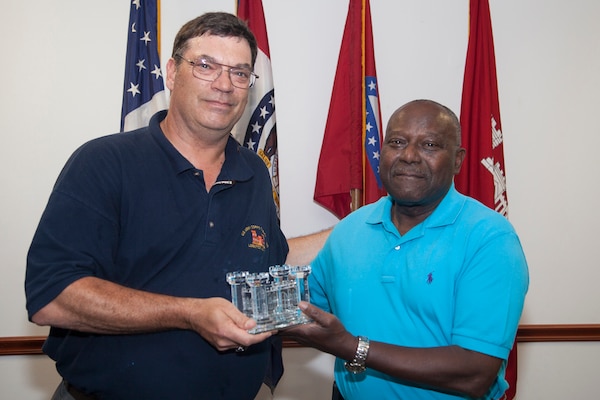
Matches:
[121,0,168,132]
[234,0,280,217]
[455,0,517,398]
[314,0,386,219]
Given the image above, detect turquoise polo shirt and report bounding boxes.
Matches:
[309,186,529,400]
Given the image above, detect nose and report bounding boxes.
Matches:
[399,143,421,163]
[211,67,234,91]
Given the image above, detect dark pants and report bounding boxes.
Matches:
[51,381,75,400]
[51,381,97,400]
[332,381,345,400]
[54,379,342,400]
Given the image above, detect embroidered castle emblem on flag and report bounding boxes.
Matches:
[480,115,508,216]
[241,225,268,251]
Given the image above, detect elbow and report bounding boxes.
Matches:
[30,309,51,327]
[461,372,499,399]
[464,385,492,399]
[456,351,504,399]
[30,303,61,327]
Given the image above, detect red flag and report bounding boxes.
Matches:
[313,0,387,219]
[455,1,517,398]
[234,0,280,216]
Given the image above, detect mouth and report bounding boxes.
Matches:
[393,169,426,179]
[205,98,234,109]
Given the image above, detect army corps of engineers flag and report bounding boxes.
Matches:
[454,1,517,399]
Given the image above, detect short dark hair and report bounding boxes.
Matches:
[171,12,258,67]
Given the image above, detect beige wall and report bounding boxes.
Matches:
[1,0,599,398]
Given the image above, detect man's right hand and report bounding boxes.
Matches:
[186,296,275,351]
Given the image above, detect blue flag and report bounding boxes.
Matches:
[120,0,167,132]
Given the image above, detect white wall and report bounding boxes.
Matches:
[1,0,599,398]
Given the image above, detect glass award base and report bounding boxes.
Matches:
[227,265,312,334]
[247,310,313,334]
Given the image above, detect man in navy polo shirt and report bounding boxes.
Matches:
[25,12,309,400]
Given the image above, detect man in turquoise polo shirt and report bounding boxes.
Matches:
[283,99,529,400]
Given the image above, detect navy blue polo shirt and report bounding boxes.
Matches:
[25,111,288,399]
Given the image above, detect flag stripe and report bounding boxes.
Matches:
[362,0,384,206]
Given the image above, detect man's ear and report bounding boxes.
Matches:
[165,57,177,91]
[454,147,466,174]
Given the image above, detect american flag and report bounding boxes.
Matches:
[120,0,167,132]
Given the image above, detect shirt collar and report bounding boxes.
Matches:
[366,183,465,233]
[148,110,254,182]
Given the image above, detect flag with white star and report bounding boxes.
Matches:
[120,0,167,132]
[234,0,280,218]
[314,0,386,219]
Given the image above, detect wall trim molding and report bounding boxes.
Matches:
[0,336,46,356]
[2,324,600,356]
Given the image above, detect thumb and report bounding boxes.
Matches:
[298,301,321,319]
[226,303,255,330]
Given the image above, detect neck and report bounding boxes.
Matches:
[160,117,228,191]
[391,201,438,236]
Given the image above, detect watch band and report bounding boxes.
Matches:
[344,335,370,374]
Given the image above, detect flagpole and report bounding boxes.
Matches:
[351,0,367,213]
[157,0,161,57]
[359,0,367,210]
[350,189,361,212]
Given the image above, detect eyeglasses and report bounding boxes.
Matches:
[174,54,258,89]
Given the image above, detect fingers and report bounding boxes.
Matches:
[297,301,327,324]
[190,297,276,351]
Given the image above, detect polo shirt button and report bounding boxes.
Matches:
[394,245,401,250]
[209,221,215,228]
[194,171,200,177]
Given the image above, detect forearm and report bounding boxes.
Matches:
[285,227,333,266]
[365,342,502,398]
[31,276,193,334]
[283,303,503,398]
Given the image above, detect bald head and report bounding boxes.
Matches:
[379,99,466,212]
[387,99,462,146]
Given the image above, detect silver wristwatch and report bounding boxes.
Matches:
[344,336,370,374]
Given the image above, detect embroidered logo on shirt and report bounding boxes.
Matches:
[241,225,268,251]
[426,272,434,285]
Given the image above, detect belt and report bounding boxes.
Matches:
[65,381,98,400]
